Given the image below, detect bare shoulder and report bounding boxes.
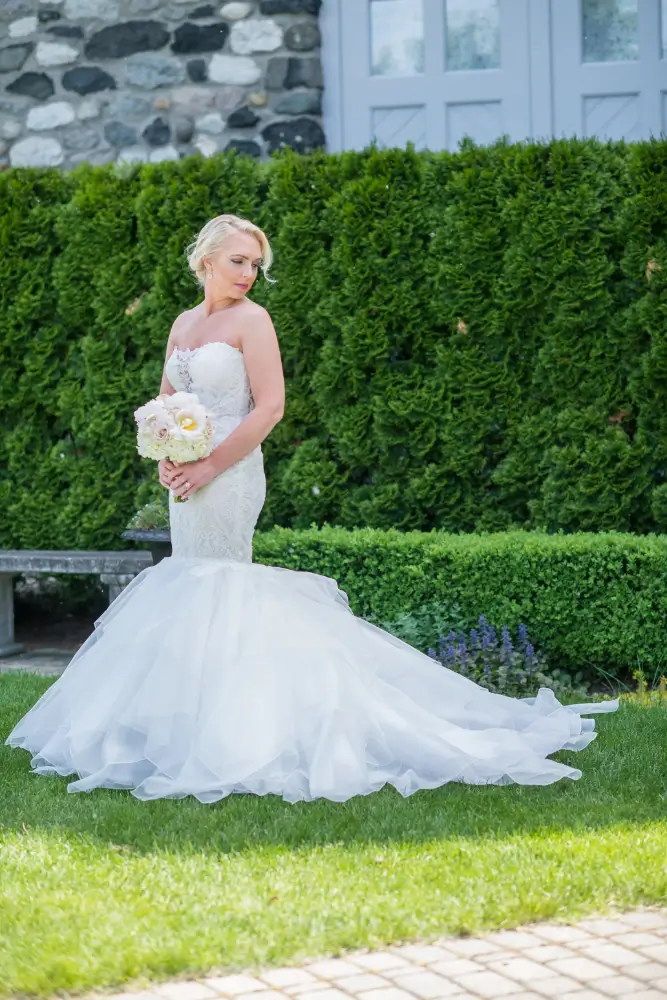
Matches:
[166,305,200,348]
[170,305,199,334]
[239,298,273,324]
[237,300,275,337]
[237,301,280,358]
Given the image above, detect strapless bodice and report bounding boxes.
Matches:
[165,341,253,437]
[165,339,265,562]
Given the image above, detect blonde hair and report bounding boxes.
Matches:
[186,214,274,286]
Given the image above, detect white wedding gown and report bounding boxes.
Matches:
[6,342,618,801]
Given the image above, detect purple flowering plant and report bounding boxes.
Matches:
[371,602,590,701]
[427,616,587,700]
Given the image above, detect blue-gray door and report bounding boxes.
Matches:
[551,0,666,142]
[324,0,666,151]
[335,0,532,152]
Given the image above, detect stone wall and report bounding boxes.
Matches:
[0,0,324,169]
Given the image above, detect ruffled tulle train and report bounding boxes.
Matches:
[6,557,618,802]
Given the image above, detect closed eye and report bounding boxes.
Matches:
[232,258,262,269]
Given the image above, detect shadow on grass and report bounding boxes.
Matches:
[1,673,666,856]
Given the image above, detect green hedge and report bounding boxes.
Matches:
[1,139,667,548]
[254,526,667,676]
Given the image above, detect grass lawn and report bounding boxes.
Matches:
[1,672,666,1000]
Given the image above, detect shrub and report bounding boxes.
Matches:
[253,526,667,678]
[368,598,468,651]
[1,139,666,548]
[43,518,667,680]
[126,496,169,531]
[0,169,74,548]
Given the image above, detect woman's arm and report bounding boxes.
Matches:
[157,320,183,488]
[209,309,284,472]
[159,322,180,397]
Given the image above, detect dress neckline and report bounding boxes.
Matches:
[171,341,243,359]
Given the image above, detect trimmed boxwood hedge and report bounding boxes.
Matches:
[254,526,667,677]
[1,138,667,549]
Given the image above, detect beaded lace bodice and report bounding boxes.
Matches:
[167,341,253,437]
[165,341,265,562]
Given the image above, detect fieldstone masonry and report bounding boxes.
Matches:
[0,0,324,168]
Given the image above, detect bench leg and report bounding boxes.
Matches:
[0,574,25,658]
[100,573,139,605]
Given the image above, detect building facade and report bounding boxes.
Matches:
[0,0,324,168]
[0,0,663,170]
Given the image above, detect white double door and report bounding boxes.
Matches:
[325,0,666,152]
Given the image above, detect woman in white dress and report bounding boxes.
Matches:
[6,215,618,802]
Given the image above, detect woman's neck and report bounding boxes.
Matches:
[202,290,242,316]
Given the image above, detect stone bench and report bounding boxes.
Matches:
[0,550,153,657]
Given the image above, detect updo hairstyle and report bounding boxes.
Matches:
[186,214,273,286]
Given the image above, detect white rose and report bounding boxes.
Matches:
[150,417,172,443]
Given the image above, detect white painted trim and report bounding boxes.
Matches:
[320,0,344,153]
[529,0,553,139]
[640,0,665,136]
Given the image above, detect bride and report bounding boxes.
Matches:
[6,215,618,802]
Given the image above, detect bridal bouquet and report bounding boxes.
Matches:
[134,391,214,502]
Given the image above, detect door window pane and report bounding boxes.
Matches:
[582,0,638,63]
[370,0,424,77]
[445,0,500,71]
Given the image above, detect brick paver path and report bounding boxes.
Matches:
[98,910,667,1000]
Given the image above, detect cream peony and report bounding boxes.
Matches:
[174,404,208,438]
[134,398,167,425]
[161,391,199,412]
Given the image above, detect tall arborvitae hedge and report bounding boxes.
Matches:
[490,140,651,533]
[0,169,74,549]
[624,141,667,529]
[253,149,366,528]
[1,138,665,550]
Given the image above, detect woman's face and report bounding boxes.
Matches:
[206,232,263,299]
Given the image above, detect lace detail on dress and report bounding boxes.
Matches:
[165,342,265,562]
[174,349,194,393]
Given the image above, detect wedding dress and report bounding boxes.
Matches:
[6,341,618,801]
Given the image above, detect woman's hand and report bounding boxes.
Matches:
[169,457,219,500]
[158,458,176,489]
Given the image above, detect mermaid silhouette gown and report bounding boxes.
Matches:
[6,342,618,801]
